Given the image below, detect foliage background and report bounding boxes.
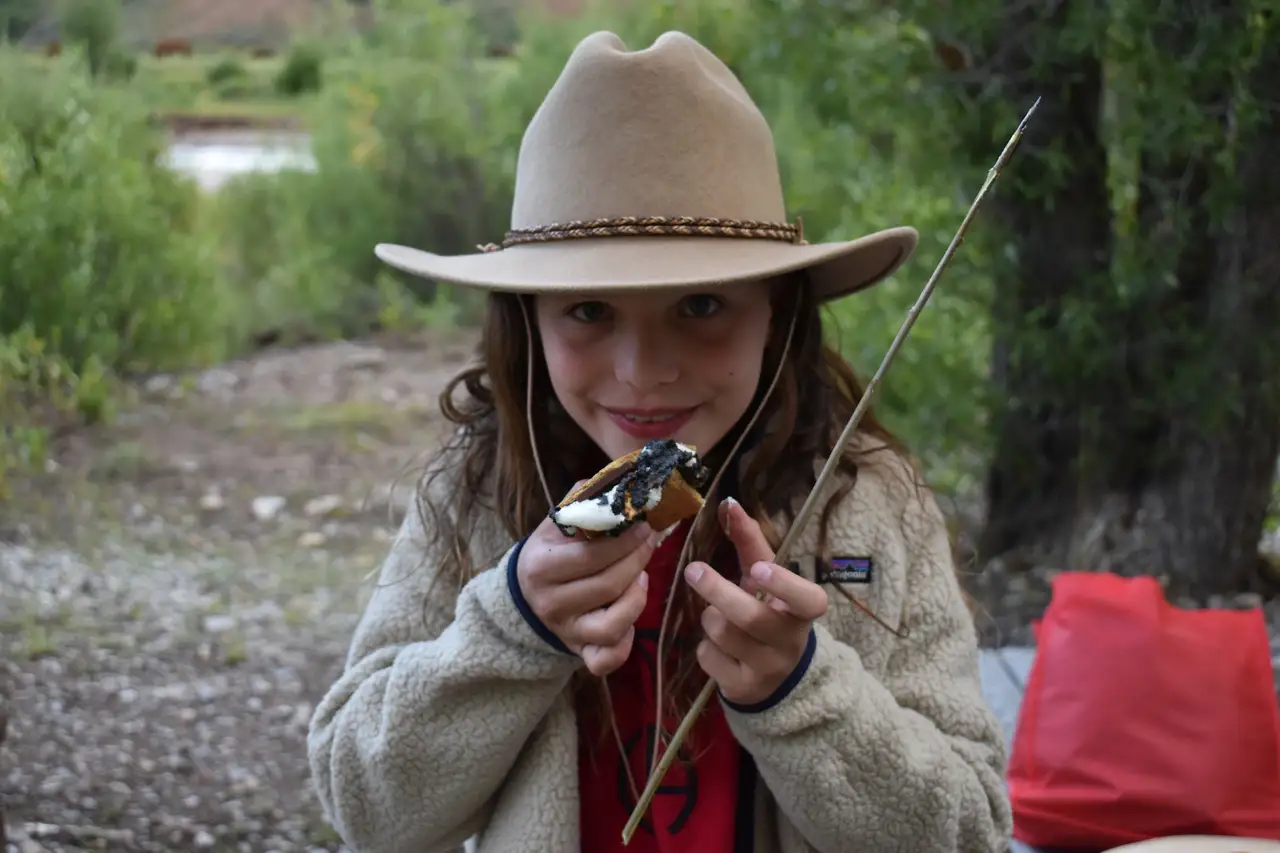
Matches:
[2,0,1277,551]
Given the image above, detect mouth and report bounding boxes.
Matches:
[608,407,696,423]
[605,406,699,437]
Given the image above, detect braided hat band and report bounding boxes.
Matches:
[478,215,807,253]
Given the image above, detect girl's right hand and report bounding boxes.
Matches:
[516,488,662,676]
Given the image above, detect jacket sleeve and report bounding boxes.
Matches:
[306,484,581,853]
[721,471,1013,853]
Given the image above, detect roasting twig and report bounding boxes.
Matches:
[621,96,1042,845]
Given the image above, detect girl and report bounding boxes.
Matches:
[308,29,1013,853]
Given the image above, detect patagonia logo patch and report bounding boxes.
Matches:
[816,556,873,585]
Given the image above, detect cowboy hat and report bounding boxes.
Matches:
[374,30,918,302]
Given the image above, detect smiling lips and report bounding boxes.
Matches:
[606,407,697,439]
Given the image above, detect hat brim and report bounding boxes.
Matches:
[374,226,918,303]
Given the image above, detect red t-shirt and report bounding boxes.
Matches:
[578,521,742,852]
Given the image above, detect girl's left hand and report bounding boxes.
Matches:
[684,497,829,707]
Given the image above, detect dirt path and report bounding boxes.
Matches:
[1,331,478,852]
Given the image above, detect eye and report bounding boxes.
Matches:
[566,301,611,323]
[679,294,726,319]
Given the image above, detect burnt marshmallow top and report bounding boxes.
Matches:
[549,439,708,537]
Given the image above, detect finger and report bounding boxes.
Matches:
[529,518,654,584]
[685,560,792,645]
[582,626,634,676]
[695,635,744,690]
[571,571,648,647]
[539,535,654,619]
[744,560,829,622]
[719,497,776,575]
[701,604,785,671]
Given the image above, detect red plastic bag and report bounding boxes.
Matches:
[1007,571,1280,850]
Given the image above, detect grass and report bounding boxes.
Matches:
[229,400,436,448]
[15,48,519,128]
[16,50,326,122]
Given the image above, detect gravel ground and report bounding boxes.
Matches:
[1,332,1277,852]
[1,538,371,853]
[1,334,471,853]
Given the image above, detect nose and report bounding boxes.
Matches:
[613,326,679,390]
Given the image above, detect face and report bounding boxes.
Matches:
[534,281,774,462]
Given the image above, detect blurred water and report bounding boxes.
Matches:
[162,130,316,191]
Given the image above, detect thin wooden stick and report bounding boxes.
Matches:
[621,96,1041,846]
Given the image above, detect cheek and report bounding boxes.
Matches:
[694,317,770,405]
[541,333,596,397]
[724,342,766,402]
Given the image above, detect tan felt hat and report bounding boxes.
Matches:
[374,30,919,302]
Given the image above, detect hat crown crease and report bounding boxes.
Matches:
[510,30,788,229]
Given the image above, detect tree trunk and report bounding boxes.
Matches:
[1066,6,1280,598]
[978,0,1280,599]
[975,0,1114,564]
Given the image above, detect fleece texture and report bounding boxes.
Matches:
[307,438,1014,853]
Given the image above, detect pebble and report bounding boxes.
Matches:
[303,495,344,518]
[297,531,327,548]
[251,496,287,522]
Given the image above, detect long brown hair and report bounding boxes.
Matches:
[414,270,916,742]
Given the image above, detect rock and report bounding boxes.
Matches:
[251,496,286,522]
[302,495,343,518]
[339,347,388,371]
[1231,592,1264,610]
[203,614,237,634]
[297,531,326,549]
[199,491,225,511]
[197,369,239,396]
[1262,526,1280,559]
[194,828,216,848]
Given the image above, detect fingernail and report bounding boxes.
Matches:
[685,563,704,584]
[751,562,772,582]
[638,571,649,590]
[632,521,652,540]
[719,497,738,534]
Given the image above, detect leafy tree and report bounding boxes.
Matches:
[59,0,119,78]
[0,0,41,41]
[748,0,1280,597]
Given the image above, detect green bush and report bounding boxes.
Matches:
[206,56,248,86]
[104,49,137,81]
[0,325,111,501]
[215,3,510,336]
[0,51,226,372]
[276,42,324,96]
[0,48,229,493]
[210,169,356,345]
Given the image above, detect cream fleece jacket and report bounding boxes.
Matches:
[307,441,1013,853]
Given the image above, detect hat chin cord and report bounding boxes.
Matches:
[518,290,800,797]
